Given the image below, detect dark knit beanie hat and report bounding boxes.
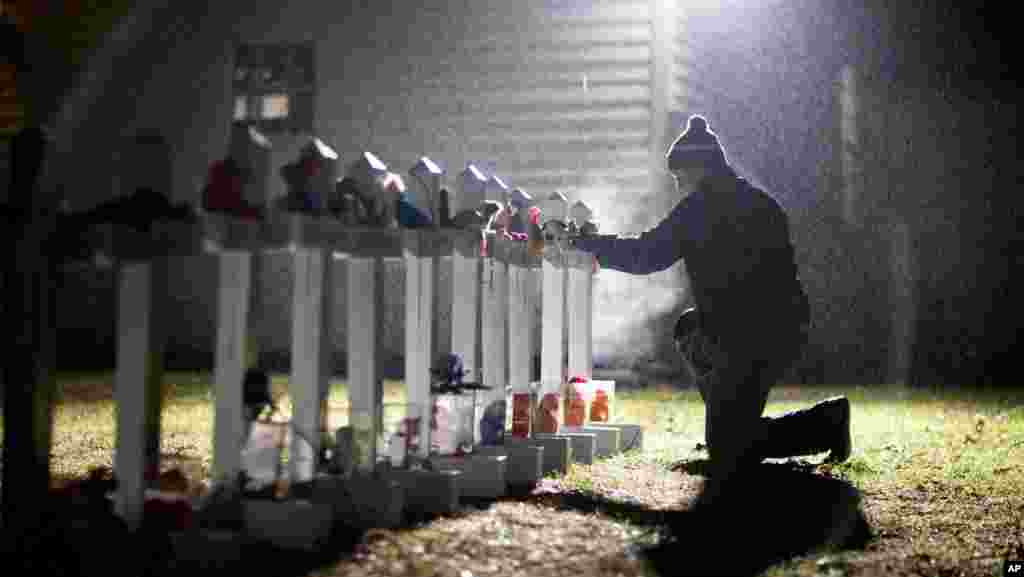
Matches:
[666,115,728,171]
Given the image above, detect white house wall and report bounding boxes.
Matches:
[225,0,658,204]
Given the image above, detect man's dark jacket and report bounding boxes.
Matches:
[574,174,809,349]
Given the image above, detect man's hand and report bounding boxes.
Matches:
[539,220,576,252]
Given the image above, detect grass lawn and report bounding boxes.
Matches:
[2,373,1023,577]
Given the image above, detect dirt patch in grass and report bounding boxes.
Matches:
[319,502,654,577]
[834,481,1024,577]
[302,453,692,577]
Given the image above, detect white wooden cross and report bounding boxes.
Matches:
[451,164,485,396]
[113,131,171,530]
[212,251,253,484]
[568,199,595,380]
[347,255,381,472]
[113,260,165,529]
[289,245,334,482]
[538,192,570,390]
[404,156,446,458]
[506,191,537,407]
[345,150,390,471]
[211,126,272,484]
[479,239,508,444]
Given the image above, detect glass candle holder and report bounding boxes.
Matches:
[588,380,615,423]
[508,384,533,439]
[478,398,506,446]
[431,394,476,455]
[563,380,591,427]
[241,421,288,490]
[350,403,423,471]
[533,380,562,434]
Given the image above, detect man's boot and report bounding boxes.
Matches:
[757,396,851,463]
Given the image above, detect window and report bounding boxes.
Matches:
[261,94,289,119]
[233,43,314,133]
[233,95,247,121]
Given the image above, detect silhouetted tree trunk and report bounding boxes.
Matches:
[3,126,58,530]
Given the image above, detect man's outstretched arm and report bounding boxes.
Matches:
[572,197,696,275]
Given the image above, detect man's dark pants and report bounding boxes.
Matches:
[695,323,806,485]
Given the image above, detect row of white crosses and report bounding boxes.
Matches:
[110,134,598,529]
[439,161,599,450]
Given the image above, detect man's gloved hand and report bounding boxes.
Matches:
[540,220,574,252]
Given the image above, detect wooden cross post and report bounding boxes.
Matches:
[345,151,389,471]
[478,173,510,445]
[453,165,487,441]
[112,130,173,528]
[539,192,570,396]
[346,255,381,472]
[479,245,508,444]
[507,187,537,419]
[403,230,434,458]
[507,242,536,416]
[289,243,334,483]
[406,157,445,458]
[567,200,595,380]
[230,122,273,370]
[211,250,252,484]
[113,259,167,529]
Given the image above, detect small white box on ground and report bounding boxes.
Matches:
[561,426,621,459]
[307,474,404,529]
[479,444,543,488]
[429,452,508,500]
[385,468,461,516]
[546,431,596,465]
[598,424,643,452]
[527,434,573,476]
[243,499,334,551]
[242,421,286,489]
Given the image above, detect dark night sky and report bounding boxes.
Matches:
[901,1,1022,372]
[874,2,1017,101]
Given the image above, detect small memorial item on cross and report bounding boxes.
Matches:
[203,121,270,219]
[507,187,532,237]
[570,199,600,236]
[538,191,569,228]
[280,137,337,214]
[330,177,366,225]
[406,156,444,228]
[346,151,390,226]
